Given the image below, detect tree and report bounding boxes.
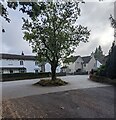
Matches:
[0,2,10,32]
[22,1,90,80]
[94,45,104,60]
[109,15,116,37]
[106,41,116,79]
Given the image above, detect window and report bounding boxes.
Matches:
[19,68,26,73]
[20,61,23,65]
[19,69,25,73]
[10,70,13,74]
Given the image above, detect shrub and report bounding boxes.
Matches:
[2,72,51,81]
[96,65,106,77]
[34,78,68,86]
[90,74,116,85]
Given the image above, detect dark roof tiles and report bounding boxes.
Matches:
[0,53,36,60]
[82,56,91,64]
[64,56,80,63]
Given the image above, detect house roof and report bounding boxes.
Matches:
[63,56,80,63]
[97,55,109,65]
[61,66,68,69]
[82,56,91,64]
[0,53,36,60]
[93,55,109,65]
[0,67,26,70]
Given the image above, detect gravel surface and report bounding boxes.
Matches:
[2,86,115,119]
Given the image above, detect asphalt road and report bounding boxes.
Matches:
[2,86,115,118]
[1,75,111,100]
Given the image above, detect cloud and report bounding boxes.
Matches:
[2,8,34,55]
[1,2,115,57]
[74,2,114,56]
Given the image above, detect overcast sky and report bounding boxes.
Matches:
[1,1,115,56]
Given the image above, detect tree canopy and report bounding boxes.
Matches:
[21,1,90,80]
[94,45,104,60]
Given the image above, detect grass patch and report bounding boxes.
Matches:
[34,78,68,86]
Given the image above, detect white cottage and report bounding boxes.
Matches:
[0,53,41,74]
[0,53,61,74]
[44,63,61,73]
[61,55,102,74]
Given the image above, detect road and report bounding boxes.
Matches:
[1,75,111,100]
[2,86,115,118]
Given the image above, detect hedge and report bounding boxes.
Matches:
[1,72,51,82]
[1,72,66,82]
[89,74,116,85]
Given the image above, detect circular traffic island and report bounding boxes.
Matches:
[34,78,68,87]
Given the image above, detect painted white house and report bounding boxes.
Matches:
[0,53,61,74]
[45,63,61,73]
[61,54,102,74]
[0,53,41,74]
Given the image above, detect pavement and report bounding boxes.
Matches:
[1,75,111,100]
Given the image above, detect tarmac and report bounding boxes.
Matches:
[1,75,111,100]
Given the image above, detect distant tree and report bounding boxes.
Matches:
[22,1,90,80]
[94,45,104,60]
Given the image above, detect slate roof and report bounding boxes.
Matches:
[61,66,68,69]
[82,56,91,64]
[0,67,26,70]
[96,55,109,65]
[63,56,80,63]
[0,53,36,60]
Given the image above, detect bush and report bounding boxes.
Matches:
[89,74,116,85]
[96,65,106,76]
[1,72,51,82]
[34,78,68,86]
[56,72,66,76]
[74,72,88,75]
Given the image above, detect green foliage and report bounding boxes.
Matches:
[0,2,10,22]
[22,2,90,64]
[21,1,90,80]
[106,41,116,79]
[109,14,116,37]
[90,74,116,85]
[1,1,90,80]
[96,65,106,76]
[94,45,104,60]
[96,41,116,79]
[0,2,10,32]
[2,72,51,82]
[34,78,68,86]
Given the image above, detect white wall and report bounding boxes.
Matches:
[45,63,61,73]
[97,60,102,68]
[0,59,40,73]
[24,60,40,72]
[63,57,84,73]
[86,56,97,72]
[75,57,84,71]
[64,62,75,73]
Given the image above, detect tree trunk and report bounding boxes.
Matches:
[51,62,57,80]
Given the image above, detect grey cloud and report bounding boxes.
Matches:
[1,2,115,57]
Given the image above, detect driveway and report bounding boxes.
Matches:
[1,75,111,100]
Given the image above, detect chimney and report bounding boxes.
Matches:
[21,51,24,55]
